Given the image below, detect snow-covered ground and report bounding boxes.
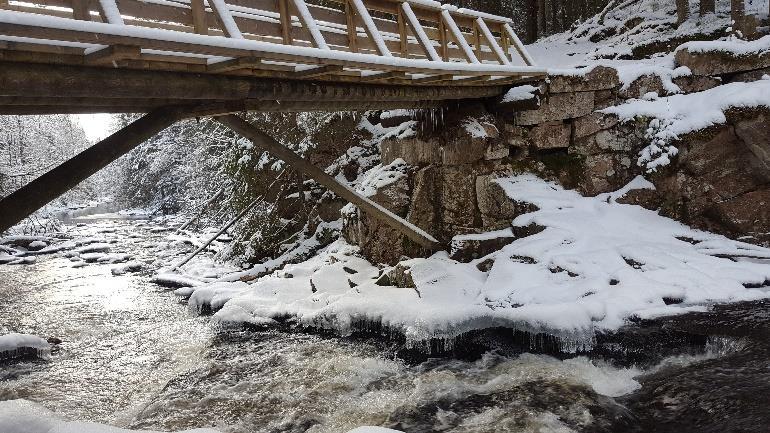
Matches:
[175,175,770,350]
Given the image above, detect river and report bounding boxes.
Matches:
[1,216,768,433]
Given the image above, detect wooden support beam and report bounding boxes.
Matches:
[0,0,7,8]
[503,23,536,66]
[217,114,441,250]
[0,62,509,102]
[190,0,208,35]
[293,64,343,78]
[437,13,448,61]
[498,23,511,63]
[207,56,262,72]
[85,44,141,65]
[0,107,182,233]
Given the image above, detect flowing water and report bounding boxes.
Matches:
[0,217,763,433]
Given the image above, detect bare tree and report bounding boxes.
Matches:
[700,0,715,15]
[675,0,689,24]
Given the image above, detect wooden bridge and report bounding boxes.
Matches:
[0,0,543,249]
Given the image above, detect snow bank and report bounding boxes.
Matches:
[677,34,770,56]
[0,333,49,354]
[195,175,770,350]
[0,400,219,433]
[501,84,539,103]
[603,77,770,170]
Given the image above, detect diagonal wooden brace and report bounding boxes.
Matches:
[0,107,183,232]
[216,114,442,251]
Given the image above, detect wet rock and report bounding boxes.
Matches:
[548,66,620,93]
[515,92,595,126]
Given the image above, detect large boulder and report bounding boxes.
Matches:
[515,92,595,126]
[548,66,620,93]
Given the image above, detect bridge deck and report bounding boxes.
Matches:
[0,0,544,111]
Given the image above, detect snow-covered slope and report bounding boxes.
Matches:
[183,176,770,350]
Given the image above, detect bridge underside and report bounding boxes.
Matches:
[0,61,518,115]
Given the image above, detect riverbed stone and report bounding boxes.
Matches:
[515,92,595,126]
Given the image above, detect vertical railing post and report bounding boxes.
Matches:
[191,0,208,34]
[345,0,358,52]
[438,13,448,61]
[397,6,409,57]
[278,0,293,44]
[71,0,92,20]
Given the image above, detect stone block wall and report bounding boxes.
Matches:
[343,63,770,264]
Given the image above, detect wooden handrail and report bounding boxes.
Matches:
[0,0,541,86]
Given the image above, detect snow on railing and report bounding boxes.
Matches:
[0,0,542,85]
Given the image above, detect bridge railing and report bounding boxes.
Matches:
[0,0,544,85]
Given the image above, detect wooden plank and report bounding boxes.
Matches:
[85,44,141,64]
[349,0,391,56]
[360,70,405,82]
[0,107,182,233]
[292,64,343,78]
[344,0,358,52]
[400,2,440,61]
[498,22,510,63]
[217,114,441,250]
[412,73,452,84]
[207,55,261,72]
[208,0,243,38]
[190,0,207,34]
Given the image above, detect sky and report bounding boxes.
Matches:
[72,114,114,142]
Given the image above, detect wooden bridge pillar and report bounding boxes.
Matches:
[0,108,182,232]
[216,114,442,250]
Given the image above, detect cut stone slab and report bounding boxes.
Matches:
[381,137,441,166]
[548,66,621,93]
[515,91,595,126]
[674,47,770,77]
[529,121,571,150]
[672,75,722,94]
[573,113,620,140]
[619,74,666,99]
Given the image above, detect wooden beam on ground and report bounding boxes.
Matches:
[207,56,262,72]
[217,114,441,250]
[292,64,344,78]
[0,107,182,233]
[85,44,141,64]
